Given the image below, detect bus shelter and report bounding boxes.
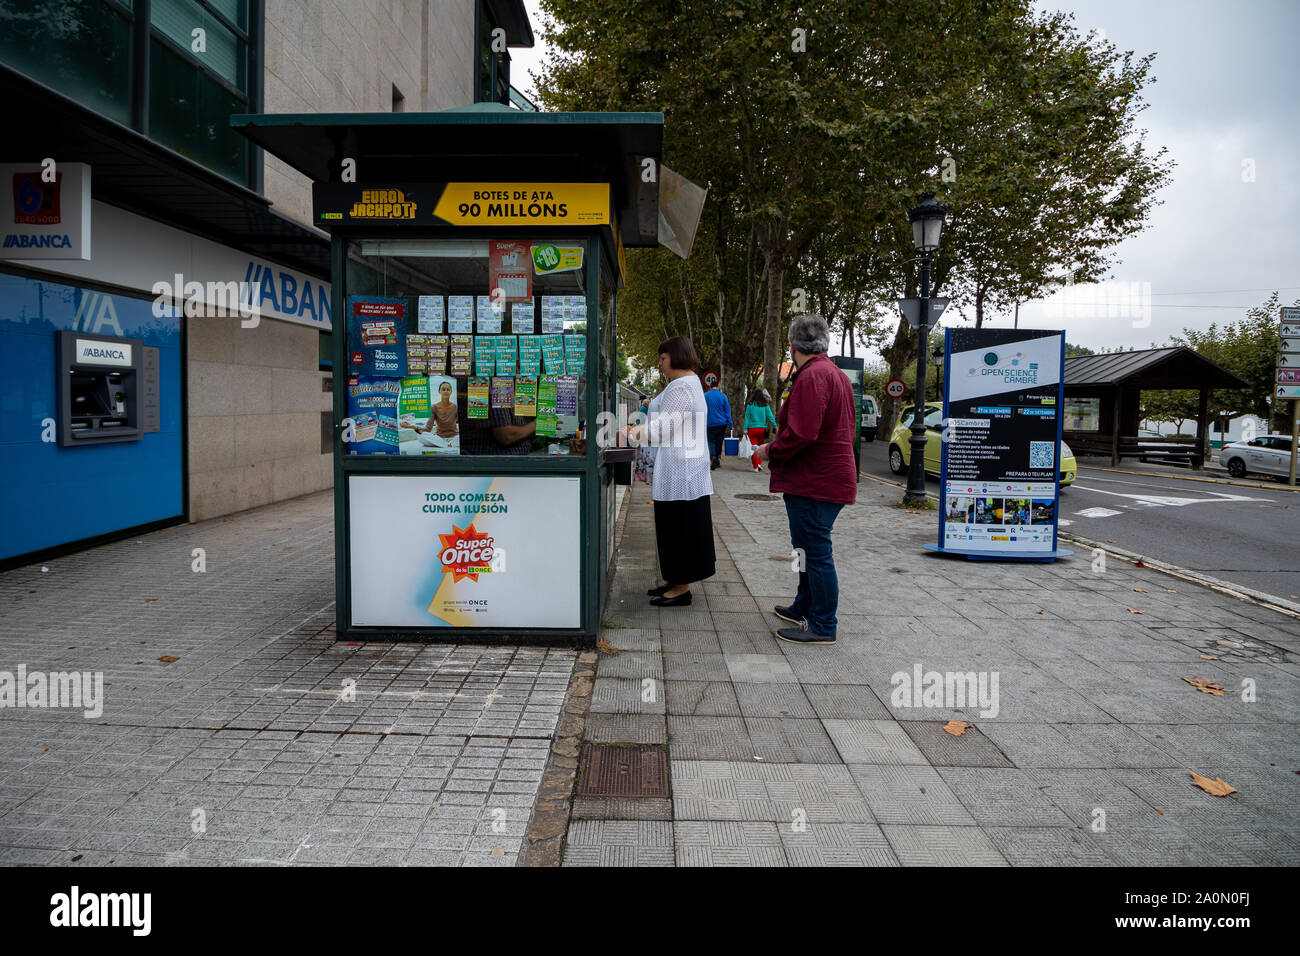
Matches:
[233,105,662,643]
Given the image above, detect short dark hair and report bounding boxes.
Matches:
[658,336,698,371]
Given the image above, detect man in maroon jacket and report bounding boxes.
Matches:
[754,314,857,644]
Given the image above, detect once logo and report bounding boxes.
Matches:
[983,352,999,366]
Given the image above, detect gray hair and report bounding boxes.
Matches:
[788,313,830,355]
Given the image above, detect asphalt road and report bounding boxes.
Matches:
[857,439,1300,601]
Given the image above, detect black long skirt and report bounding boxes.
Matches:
[654,495,716,585]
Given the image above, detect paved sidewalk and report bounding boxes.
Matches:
[563,459,1300,866]
[0,492,575,866]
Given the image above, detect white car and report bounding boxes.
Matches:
[861,394,879,442]
[1219,435,1295,479]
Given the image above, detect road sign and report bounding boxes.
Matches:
[1283,323,1300,338]
[886,378,906,399]
[1279,369,1300,384]
[1276,384,1300,399]
[1280,336,1300,355]
[1282,306,1300,322]
[897,297,951,330]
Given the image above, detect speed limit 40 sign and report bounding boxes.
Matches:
[886,378,907,399]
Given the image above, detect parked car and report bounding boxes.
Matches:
[1219,435,1295,479]
[1137,428,1195,465]
[861,394,879,442]
[888,405,1077,486]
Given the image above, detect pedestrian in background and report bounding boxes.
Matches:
[626,336,715,607]
[704,377,732,470]
[743,389,777,472]
[753,314,856,644]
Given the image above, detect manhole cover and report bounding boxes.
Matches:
[735,493,778,501]
[575,743,670,798]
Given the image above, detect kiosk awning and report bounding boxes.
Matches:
[231,105,665,249]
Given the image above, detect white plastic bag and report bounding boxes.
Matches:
[738,434,753,458]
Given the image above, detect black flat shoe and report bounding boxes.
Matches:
[647,585,671,596]
[650,591,692,607]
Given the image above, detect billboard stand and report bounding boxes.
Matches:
[922,327,1073,562]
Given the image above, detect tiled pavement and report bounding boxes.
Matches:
[0,492,575,866]
[562,458,1300,866]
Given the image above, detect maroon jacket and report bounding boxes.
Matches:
[768,353,858,504]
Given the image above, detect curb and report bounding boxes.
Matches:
[517,486,633,866]
[1057,529,1300,620]
[858,470,1300,620]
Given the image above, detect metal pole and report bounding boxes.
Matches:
[905,253,931,503]
[1290,398,1298,487]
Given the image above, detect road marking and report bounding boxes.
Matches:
[1071,485,1266,507]
[1074,507,1123,518]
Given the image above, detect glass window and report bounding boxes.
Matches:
[152,0,245,87]
[0,0,133,124]
[1065,396,1100,431]
[343,238,589,458]
[148,36,247,181]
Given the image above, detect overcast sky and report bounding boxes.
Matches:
[511,0,1300,359]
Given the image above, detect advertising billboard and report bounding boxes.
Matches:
[348,474,581,627]
[936,328,1066,559]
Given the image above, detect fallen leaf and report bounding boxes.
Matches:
[1036,609,1045,614]
[144,598,158,604]
[158,656,180,664]
[1164,588,1176,593]
[1134,559,1145,567]
[1133,588,1148,593]
[1190,771,1236,797]
[956,597,966,601]
[1156,809,1164,815]
[1182,676,1224,696]
[1200,655,1219,661]
[943,720,970,736]
[1127,608,1144,614]
[490,848,504,858]
[595,637,620,655]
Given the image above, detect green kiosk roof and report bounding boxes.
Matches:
[232,104,665,248]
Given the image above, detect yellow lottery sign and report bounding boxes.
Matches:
[433,183,609,226]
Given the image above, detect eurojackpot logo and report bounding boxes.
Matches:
[438,523,496,582]
[346,188,417,220]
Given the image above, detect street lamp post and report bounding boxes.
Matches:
[904,192,948,506]
[932,344,945,401]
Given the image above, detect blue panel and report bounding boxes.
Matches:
[0,271,183,561]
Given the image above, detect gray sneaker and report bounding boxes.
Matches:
[775,621,836,645]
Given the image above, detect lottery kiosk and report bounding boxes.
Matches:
[233,106,661,642]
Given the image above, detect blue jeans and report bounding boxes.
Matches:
[707,425,727,460]
[783,494,844,636]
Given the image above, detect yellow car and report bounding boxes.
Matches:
[888,404,1077,486]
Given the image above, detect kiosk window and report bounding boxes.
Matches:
[344,238,589,458]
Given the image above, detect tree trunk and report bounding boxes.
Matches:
[762,249,787,416]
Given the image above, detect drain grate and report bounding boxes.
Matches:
[575,743,670,797]
[735,493,778,500]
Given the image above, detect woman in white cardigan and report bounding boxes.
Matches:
[626,336,715,607]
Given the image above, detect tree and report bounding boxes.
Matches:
[1173,292,1294,430]
[1065,342,1095,357]
[1141,389,1199,435]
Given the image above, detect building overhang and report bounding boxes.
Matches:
[0,63,330,278]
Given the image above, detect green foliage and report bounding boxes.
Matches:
[1064,342,1096,357]
[1171,292,1292,426]
[537,0,1170,428]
